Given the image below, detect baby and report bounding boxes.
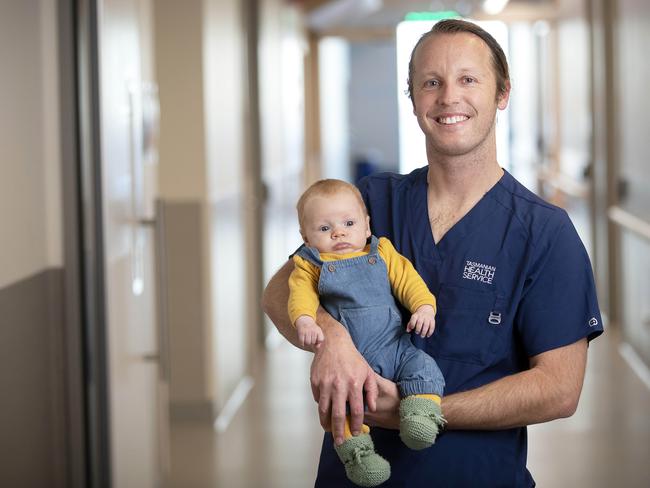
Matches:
[288,179,446,487]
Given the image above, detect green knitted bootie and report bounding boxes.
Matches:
[334,433,391,487]
[399,396,446,450]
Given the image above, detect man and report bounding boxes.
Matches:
[263,19,603,486]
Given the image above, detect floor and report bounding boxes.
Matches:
[170,326,650,488]
[169,339,322,488]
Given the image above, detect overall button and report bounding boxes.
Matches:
[327,264,336,272]
[368,257,377,265]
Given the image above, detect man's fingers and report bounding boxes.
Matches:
[364,369,378,412]
[330,386,348,445]
[317,389,332,431]
[347,382,364,436]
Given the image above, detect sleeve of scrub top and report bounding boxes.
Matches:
[377,237,437,314]
[287,255,321,325]
[515,213,603,357]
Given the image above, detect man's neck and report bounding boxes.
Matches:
[425,143,503,207]
[425,146,503,244]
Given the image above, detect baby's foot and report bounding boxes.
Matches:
[399,396,446,450]
[334,433,390,487]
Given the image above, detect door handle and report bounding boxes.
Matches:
[137,218,156,227]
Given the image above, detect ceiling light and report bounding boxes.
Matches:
[482,0,509,15]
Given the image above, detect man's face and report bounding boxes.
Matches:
[301,191,371,255]
[411,32,510,159]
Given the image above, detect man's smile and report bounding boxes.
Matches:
[435,114,470,125]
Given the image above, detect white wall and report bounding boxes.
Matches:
[0,0,62,289]
[154,0,211,410]
[203,0,249,411]
[155,0,253,417]
[156,0,207,201]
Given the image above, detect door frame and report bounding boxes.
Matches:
[61,0,112,486]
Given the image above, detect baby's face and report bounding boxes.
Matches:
[301,190,370,254]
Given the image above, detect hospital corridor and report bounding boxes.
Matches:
[1,0,650,487]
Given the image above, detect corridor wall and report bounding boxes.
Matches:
[154,0,254,422]
[0,1,67,486]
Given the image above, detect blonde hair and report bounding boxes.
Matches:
[296,179,368,230]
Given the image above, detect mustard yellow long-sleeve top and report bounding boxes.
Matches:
[288,236,436,325]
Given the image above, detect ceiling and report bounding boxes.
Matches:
[303,0,559,36]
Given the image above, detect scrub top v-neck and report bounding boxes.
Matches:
[405,165,504,263]
[314,166,603,487]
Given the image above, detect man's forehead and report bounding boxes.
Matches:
[416,32,490,57]
[413,33,492,69]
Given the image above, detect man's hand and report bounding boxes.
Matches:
[310,317,378,446]
[363,373,400,430]
[295,315,325,348]
[406,304,436,338]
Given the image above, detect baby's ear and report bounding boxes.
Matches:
[300,230,309,245]
[365,215,371,238]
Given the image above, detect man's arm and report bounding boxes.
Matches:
[261,260,304,349]
[443,338,588,429]
[261,260,379,444]
[364,338,588,430]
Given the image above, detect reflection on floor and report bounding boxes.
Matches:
[171,328,650,488]
[170,340,322,488]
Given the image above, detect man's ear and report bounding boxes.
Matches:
[497,80,511,110]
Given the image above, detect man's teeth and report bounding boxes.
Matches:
[437,115,468,124]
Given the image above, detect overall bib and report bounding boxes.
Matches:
[297,236,444,397]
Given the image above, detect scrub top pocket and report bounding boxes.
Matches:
[433,284,506,366]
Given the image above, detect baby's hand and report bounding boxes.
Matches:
[406,304,436,338]
[295,315,325,348]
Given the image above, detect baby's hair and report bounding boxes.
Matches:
[296,179,368,230]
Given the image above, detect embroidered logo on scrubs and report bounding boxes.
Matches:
[463,260,496,284]
[588,317,598,327]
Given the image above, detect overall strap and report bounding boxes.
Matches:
[368,235,380,255]
[295,244,323,267]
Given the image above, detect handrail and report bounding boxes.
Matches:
[608,206,650,242]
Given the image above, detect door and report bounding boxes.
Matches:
[98,0,169,486]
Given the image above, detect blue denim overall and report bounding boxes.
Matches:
[297,236,445,397]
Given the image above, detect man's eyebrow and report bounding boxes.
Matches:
[458,67,485,74]
[418,67,486,77]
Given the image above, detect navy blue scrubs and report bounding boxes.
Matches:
[314,167,603,487]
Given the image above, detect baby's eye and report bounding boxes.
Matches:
[319,225,330,232]
[345,220,355,227]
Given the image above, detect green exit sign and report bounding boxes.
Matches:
[404,11,461,21]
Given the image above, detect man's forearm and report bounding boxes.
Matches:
[442,339,587,430]
[261,260,306,350]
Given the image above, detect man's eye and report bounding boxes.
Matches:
[319,226,330,232]
[424,80,439,88]
[463,76,475,84]
[345,220,355,227]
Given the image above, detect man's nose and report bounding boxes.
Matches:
[438,82,459,105]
